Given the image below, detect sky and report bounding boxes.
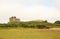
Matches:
[0,0,60,23]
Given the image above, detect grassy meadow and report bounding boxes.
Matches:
[0,28,60,39]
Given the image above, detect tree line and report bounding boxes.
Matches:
[0,20,60,28]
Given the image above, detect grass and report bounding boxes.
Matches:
[0,28,60,39]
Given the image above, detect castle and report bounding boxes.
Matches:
[8,16,20,24]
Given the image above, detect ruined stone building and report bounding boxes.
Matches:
[8,16,20,24]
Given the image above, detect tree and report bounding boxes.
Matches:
[45,20,48,23]
[54,20,60,24]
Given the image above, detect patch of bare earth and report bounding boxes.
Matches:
[48,28,60,30]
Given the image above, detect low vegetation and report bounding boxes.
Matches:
[0,20,60,28]
[1,16,60,28]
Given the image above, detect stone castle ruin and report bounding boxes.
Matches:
[8,16,20,24]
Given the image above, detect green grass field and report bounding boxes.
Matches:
[0,28,60,39]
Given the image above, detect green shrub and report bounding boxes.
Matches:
[0,24,17,28]
[54,21,60,24]
[36,25,46,29]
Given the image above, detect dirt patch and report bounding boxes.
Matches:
[49,28,60,30]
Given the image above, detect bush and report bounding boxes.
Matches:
[36,25,46,29]
[54,21,60,24]
[21,23,29,28]
[7,24,17,27]
[0,24,17,28]
[29,25,35,28]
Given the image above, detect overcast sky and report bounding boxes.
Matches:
[0,0,60,23]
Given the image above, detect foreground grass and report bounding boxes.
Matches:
[0,28,60,39]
